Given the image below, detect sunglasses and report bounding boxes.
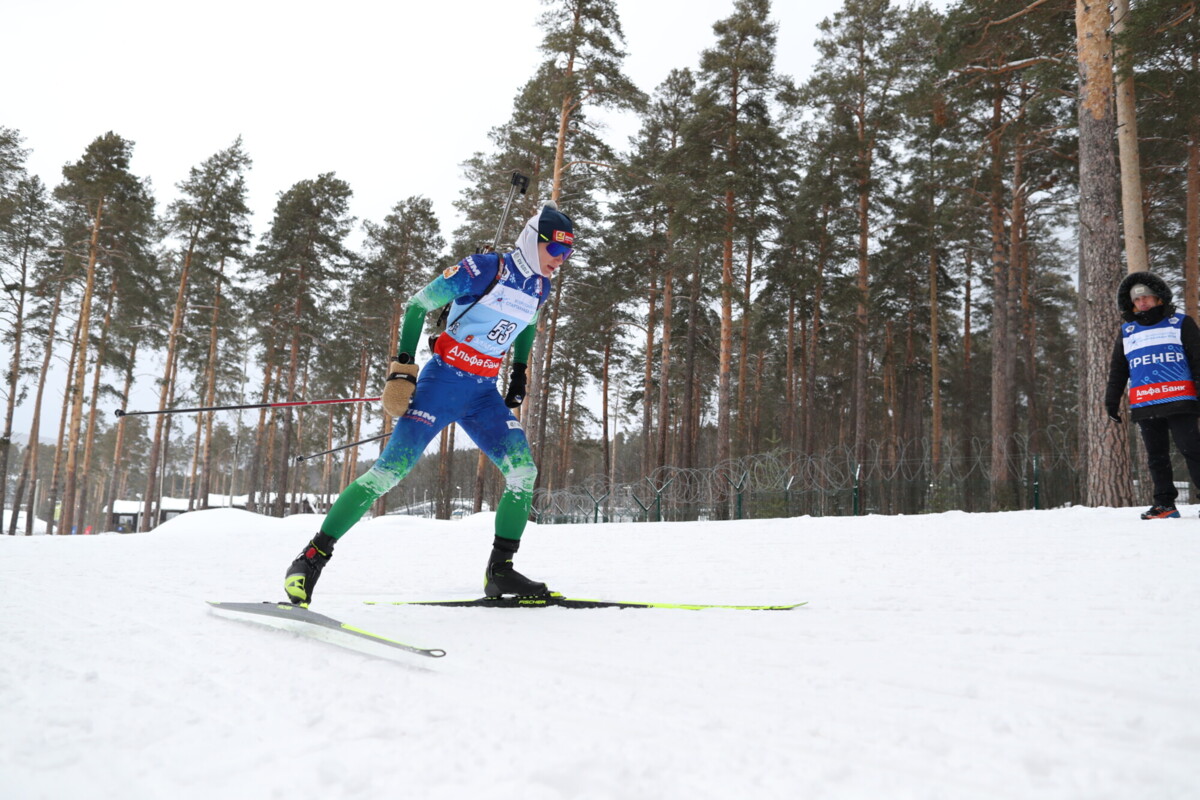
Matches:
[546,241,574,260]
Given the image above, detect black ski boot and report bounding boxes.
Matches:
[484,536,547,598]
[284,532,336,605]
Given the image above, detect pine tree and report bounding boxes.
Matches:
[607,68,697,476]
[1075,0,1132,506]
[1,134,52,526]
[53,132,153,535]
[1121,0,1200,313]
[804,0,906,470]
[1,176,53,533]
[141,140,250,528]
[940,0,1078,508]
[689,0,791,513]
[244,173,355,515]
[358,195,444,514]
[537,0,645,200]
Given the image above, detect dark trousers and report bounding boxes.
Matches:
[1137,414,1200,506]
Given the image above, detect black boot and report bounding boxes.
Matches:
[484,536,547,598]
[284,532,336,605]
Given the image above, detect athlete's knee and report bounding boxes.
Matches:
[359,463,405,494]
[504,461,537,495]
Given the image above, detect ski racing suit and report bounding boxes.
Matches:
[318,245,550,543]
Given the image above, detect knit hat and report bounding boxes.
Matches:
[1129,284,1154,300]
[515,203,575,276]
[537,204,574,248]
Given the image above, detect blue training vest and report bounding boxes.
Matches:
[1122,312,1198,409]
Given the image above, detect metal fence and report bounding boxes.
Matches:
[532,429,1086,524]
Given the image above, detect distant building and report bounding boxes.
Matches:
[107,494,329,532]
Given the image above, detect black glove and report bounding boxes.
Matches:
[1105,403,1122,423]
[504,363,528,408]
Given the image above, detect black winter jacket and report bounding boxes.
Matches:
[1105,271,1200,421]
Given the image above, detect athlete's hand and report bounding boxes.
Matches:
[505,363,528,409]
[382,355,419,418]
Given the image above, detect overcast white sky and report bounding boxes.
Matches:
[4,0,848,240]
[3,0,939,438]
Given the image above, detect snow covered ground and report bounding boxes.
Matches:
[2,506,1198,799]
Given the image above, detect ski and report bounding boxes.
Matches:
[365,593,804,611]
[207,601,446,659]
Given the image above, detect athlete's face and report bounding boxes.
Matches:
[1133,294,1162,312]
[537,241,567,277]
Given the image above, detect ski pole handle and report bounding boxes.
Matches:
[492,171,529,251]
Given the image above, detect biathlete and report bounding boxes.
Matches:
[284,203,575,603]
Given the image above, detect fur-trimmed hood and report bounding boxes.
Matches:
[1117,271,1174,322]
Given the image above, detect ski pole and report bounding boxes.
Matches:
[294,431,390,463]
[493,171,530,250]
[115,396,381,418]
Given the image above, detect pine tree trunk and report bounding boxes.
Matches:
[1186,115,1199,317]
[532,276,565,486]
[1112,0,1149,275]
[60,198,104,536]
[0,231,32,519]
[962,246,977,450]
[602,339,612,485]
[656,268,674,472]
[199,261,226,508]
[13,279,64,535]
[1011,137,1033,446]
[564,378,578,480]
[805,230,828,456]
[853,124,872,471]
[921,240,938,474]
[681,260,702,471]
[643,273,658,479]
[102,340,139,530]
[717,186,736,517]
[1076,0,1132,507]
[549,3,581,201]
[471,450,487,514]
[9,445,32,535]
[247,364,269,513]
[276,303,305,516]
[343,349,370,490]
[142,246,195,530]
[987,84,1019,510]
[75,271,117,532]
[736,245,754,457]
[784,293,796,451]
[187,412,203,511]
[751,346,765,454]
[436,424,454,520]
[47,312,80,535]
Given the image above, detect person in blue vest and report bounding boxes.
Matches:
[283,203,575,604]
[1105,271,1200,519]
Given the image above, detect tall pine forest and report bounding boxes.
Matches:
[2,0,1199,532]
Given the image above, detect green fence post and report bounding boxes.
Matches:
[630,493,651,522]
[647,477,674,522]
[584,489,610,523]
[853,464,861,516]
[1033,454,1041,510]
[724,471,749,519]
